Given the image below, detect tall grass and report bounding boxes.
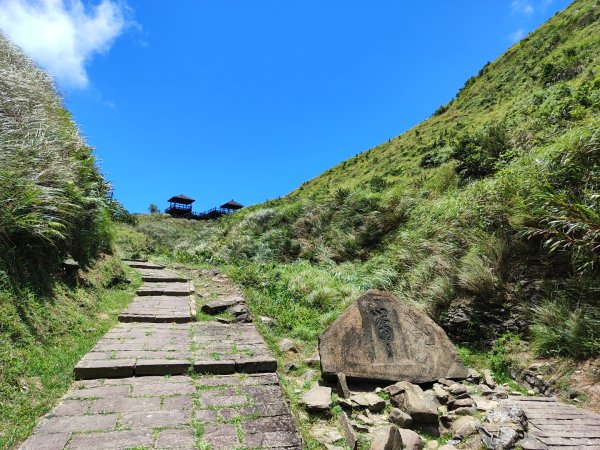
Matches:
[0,33,113,286]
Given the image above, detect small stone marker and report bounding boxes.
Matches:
[318,290,469,383]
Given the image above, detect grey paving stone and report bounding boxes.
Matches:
[244,430,303,448]
[119,409,190,429]
[67,384,131,399]
[89,395,161,413]
[202,423,240,449]
[67,430,153,450]
[199,391,247,407]
[50,400,90,416]
[132,380,195,396]
[155,428,196,449]
[35,414,117,434]
[17,432,70,450]
[162,395,194,411]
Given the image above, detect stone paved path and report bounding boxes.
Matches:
[511,396,600,449]
[19,261,301,449]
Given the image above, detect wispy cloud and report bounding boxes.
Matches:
[0,0,130,88]
[509,29,526,42]
[511,0,534,15]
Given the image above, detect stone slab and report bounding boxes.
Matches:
[74,322,277,378]
[512,396,600,449]
[137,281,191,296]
[136,268,187,282]
[19,374,301,449]
[319,290,469,383]
[123,260,165,270]
[118,295,193,323]
[201,295,244,314]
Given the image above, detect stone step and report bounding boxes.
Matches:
[123,260,165,270]
[74,322,277,379]
[136,268,187,282]
[136,281,191,297]
[512,396,600,449]
[18,374,302,450]
[118,295,194,323]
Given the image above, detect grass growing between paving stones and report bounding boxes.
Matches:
[0,257,141,449]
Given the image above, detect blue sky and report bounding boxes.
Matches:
[0,0,572,213]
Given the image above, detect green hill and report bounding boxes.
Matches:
[122,0,599,364]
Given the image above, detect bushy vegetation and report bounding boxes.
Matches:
[0,33,134,447]
[123,0,600,362]
[0,33,118,285]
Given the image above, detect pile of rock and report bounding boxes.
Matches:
[297,291,531,450]
[300,371,528,450]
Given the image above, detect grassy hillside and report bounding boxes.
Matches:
[0,34,138,448]
[121,0,599,365]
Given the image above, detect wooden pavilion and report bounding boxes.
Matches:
[164,195,244,220]
[165,194,195,218]
[220,200,244,212]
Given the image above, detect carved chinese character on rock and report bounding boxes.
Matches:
[318,290,469,383]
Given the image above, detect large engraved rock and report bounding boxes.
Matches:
[318,290,469,383]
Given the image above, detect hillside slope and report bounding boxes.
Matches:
[0,34,136,448]
[121,0,599,364]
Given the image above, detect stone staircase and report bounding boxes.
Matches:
[511,396,600,449]
[19,260,301,450]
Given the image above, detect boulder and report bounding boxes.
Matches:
[389,382,438,424]
[278,338,298,353]
[301,386,332,413]
[201,296,242,314]
[260,316,276,327]
[432,384,449,403]
[483,369,496,389]
[398,429,424,450]
[450,416,480,440]
[318,291,468,383]
[448,397,475,410]
[351,392,386,412]
[448,384,467,396]
[369,425,403,450]
[388,408,412,428]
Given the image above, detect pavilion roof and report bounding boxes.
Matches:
[220,199,244,210]
[168,194,195,205]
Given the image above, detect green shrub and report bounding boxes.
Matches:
[451,123,510,179]
[532,301,600,359]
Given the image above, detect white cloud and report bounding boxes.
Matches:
[510,29,525,42]
[511,0,534,15]
[0,0,128,88]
